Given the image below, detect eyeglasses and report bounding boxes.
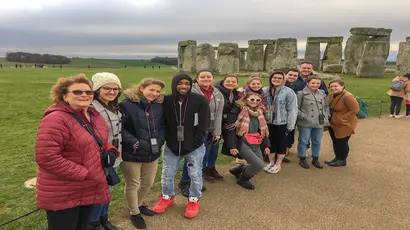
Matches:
[68,90,94,96]
[102,87,121,92]
[247,98,261,102]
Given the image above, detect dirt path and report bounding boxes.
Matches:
[113,117,410,230]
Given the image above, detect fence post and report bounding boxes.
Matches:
[379,100,383,118]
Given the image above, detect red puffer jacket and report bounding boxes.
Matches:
[35,103,119,211]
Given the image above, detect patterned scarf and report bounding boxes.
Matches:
[235,105,269,138]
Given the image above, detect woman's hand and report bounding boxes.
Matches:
[264,147,270,155]
[212,135,221,144]
[230,148,239,156]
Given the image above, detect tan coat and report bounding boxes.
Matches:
[387,76,410,98]
[329,90,360,139]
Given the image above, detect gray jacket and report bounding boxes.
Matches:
[296,87,330,128]
[92,100,123,168]
[262,86,298,130]
[191,83,224,136]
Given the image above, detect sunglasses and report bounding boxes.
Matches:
[247,98,261,102]
[68,90,94,96]
[102,87,120,92]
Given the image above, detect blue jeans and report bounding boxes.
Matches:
[90,167,117,222]
[181,134,218,181]
[297,126,324,159]
[161,144,205,198]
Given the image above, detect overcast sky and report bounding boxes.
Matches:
[0,0,408,60]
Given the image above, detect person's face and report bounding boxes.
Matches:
[300,64,313,77]
[197,71,214,88]
[223,77,238,91]
[140,84,162,102]
[329,82,344,94]
[271,74,284,87]
[249,80,262,91]
[177,79,191,95]
[63,83,93,110]
[246,95,262,108]
[308,79,321,91]
[286,71,299,83]
[97,83,120,103]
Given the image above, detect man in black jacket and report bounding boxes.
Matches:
[152,73,209,219]
[294,61,328,95]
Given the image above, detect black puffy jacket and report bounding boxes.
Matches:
[119,88,165,163]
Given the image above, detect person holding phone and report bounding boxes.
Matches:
[296,75,330,169]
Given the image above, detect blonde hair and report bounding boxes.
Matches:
[244,75,262,88]
[50,74,91,103]
[127,78,165,98]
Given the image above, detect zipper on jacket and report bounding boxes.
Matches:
[179,102,182,156]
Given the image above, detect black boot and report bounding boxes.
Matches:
[87,220,104,230]
[236,172,255,190]
[130,214,146,229]
[299,158,310,169]
[282,156,290,163]
[229,164,244,179]
[178,180,190,197]
[139,205,155,216]
[100,215,122,230]
[312,158,323,169]
[328,159,347,167]
[325,157,338,164]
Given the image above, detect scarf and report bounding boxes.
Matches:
[200,86,213,102]
[235,105,269,139]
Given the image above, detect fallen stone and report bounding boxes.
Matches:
[263,43,277,72]
[178,40,197,47]
[196,43,216,72]
[306,36,343,44]
[24,177,36,189]
[356,41,388,77]
[246,44,264,71]
[315,73,340,80]
[248,39,275,45]
[217,43,240,75]
[343,35,368,74]
[268,38,298,70]
[396,41,410,75]
[304,43,321,70]
[321,43,342,69]
[384,68,396,73]
[323,64,343,73]
[350,27,392,36]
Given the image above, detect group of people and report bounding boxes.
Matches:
[35,62,365,230]
[388,73,410,118]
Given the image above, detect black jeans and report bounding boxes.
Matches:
[46,205,93,230]
[406,104,410,116]
[328,127,351,161]
[390,96,403,115]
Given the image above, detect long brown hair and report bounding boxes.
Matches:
[93,90,121,113]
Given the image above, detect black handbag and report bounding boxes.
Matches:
[67,112,120,186]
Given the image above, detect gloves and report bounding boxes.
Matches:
[101,150,116,167]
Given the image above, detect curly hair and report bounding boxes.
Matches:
[50,74,92,103]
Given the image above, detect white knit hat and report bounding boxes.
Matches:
[91,72,122,91]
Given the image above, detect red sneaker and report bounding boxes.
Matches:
[152,196,174,214]
[184,200,200,219]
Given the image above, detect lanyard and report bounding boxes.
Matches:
[145,104,157,138]
[174,97,189,125]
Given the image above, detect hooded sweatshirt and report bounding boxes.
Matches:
[262,73,298,130]
[163,74,210,156]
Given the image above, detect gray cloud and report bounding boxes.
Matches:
[0,0,409,59]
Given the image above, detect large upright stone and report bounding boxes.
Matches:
[239,49,247,70]
[264,43,277,72]
[343,35,368,74]
[217,43,239,75]
[178,40,197,72]
[266,38,298,70]
[356,41,387,77]
[321,43,342,69]
[247,44,264,71]
[396,41,410,75]
[304,43,321,70]
[406,37,410,43]
[196,43,216,72]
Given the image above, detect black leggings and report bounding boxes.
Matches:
[46,205,93,230]
[328,127,351,161]
[407,104,410,116]
[390,96,403,115]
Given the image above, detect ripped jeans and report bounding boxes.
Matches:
[161,144,205,198]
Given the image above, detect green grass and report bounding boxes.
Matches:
[0,67,397,229]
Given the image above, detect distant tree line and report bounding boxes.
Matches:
[150,56,177,65]
[6,52,71,64]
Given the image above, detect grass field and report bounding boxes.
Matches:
[0,67,397,229]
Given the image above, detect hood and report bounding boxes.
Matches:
[42,102,99,118]
[214,80,239,99]
[123,85,164,104]
[171,73,193,98]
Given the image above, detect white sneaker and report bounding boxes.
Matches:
[389,114,395,118]
[263,163,272,172]
[267,165,281,174]
[395,115,403,118]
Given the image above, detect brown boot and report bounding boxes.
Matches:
[202,167,215,181]
[209,167,224,180]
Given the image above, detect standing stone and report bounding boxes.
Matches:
[370,36,391,60]
[239,48,247,70]
[247,44,264,71]
[196,43,216,72]
[396,41,410,75]
[217,43,239,75]
[269,38,298,70]
[356,41,387,77]
[343,35,368,74]
[304,43,321,70]
[406,37,410,43]
[178,40,197,72]
[264,43,277,72]
[321,43,342,69]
